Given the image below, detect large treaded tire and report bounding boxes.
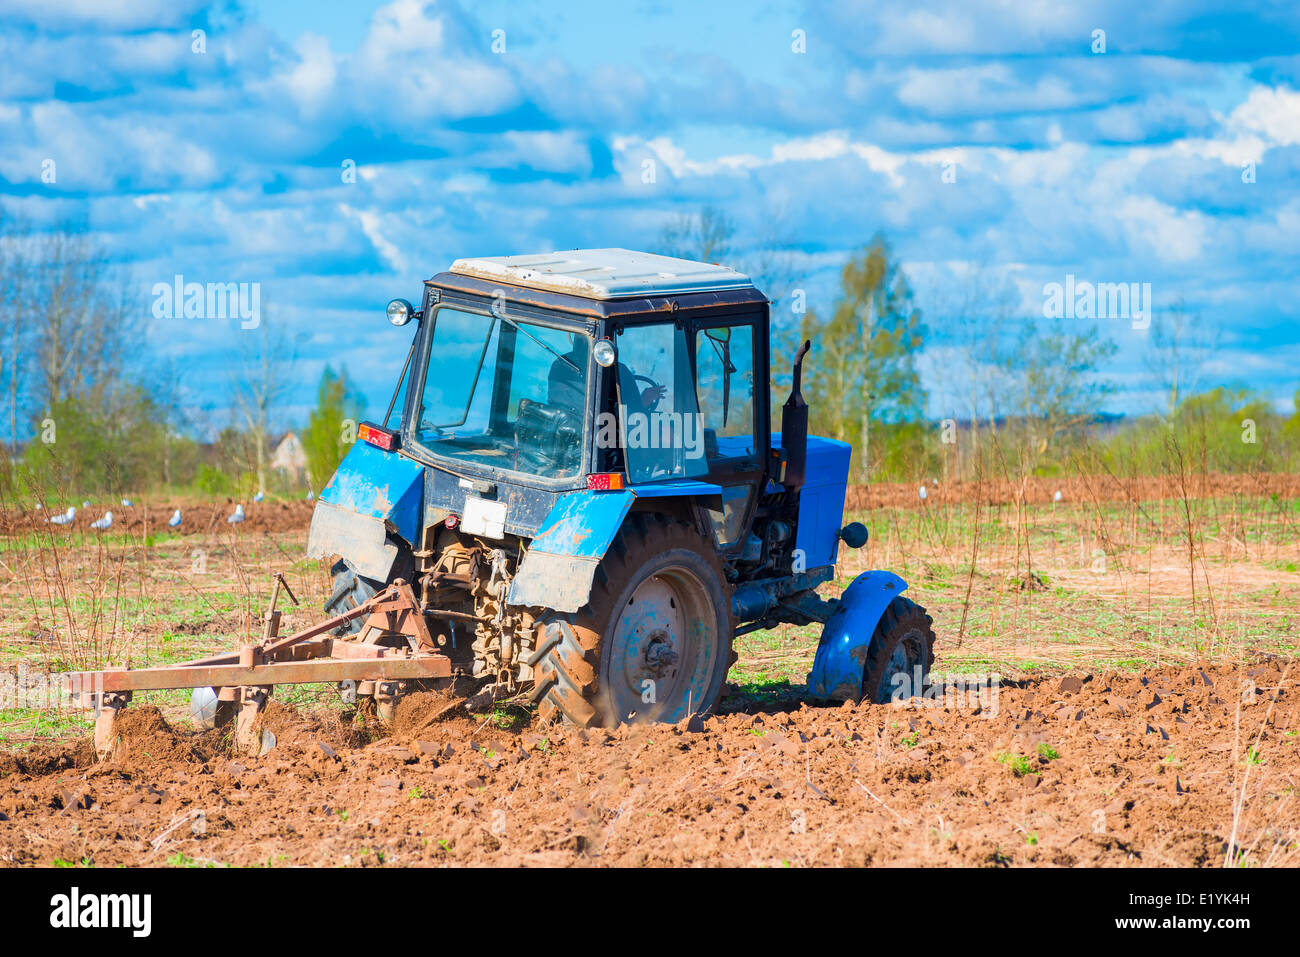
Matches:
[530,514,734,728]
[861,595,936,704]
[322,545,415,636]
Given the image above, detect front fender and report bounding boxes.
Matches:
[807,570,908,701]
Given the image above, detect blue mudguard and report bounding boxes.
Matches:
[306,442,425,580]
[807,570,908,701]
[506,489,636,613]
[506,480,724,614]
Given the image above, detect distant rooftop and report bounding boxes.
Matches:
[447,248,753,300]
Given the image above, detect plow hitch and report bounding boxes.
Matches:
[64,578,451,759]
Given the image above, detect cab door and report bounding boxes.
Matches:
[690,310,769,553]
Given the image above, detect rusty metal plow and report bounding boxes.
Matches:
[61,577,451,760]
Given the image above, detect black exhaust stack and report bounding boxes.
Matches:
[781,340,811,491]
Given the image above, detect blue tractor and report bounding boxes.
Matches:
[307,249,935,727]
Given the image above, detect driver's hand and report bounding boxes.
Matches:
[641,385,666,408]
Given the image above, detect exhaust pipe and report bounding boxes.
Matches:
[781,340,810,492]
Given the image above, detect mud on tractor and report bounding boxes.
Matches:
[67,248,935,752]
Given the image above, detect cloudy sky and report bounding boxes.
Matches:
[2,0,1297,431]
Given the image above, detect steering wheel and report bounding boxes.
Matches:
[631,373,667,411]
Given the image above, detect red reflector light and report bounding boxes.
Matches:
[358,422,396,451]
[586,473,625,491]
[445,514,459,529]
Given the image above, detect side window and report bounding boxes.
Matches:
[695,323,755,461]
[614,322,708,483]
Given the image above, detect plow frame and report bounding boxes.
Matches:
[63,579,452,758]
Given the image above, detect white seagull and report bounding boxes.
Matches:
[1053,490,1063,503]
[168,509,182,528]
[228,504,245,524]
[120,498,133,508]
[90,511,113,531]
[253,490,265,503]
[918,485,928,501]
[82,500,91,508]
[48,507,76,525]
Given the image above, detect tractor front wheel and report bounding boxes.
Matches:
[861,596,936,704]
[531,514,734,728]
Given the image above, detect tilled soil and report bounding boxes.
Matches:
[1,662,1296,867]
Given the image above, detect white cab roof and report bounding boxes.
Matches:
[448,248,753,300]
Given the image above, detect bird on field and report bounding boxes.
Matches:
[34,503,42,511]
[48,507,76,525]
[120,498,133,508]
[1053,490,1063,502]
[82,500,91,508]
[168,509,182,528]
[918,485,928,501]
[228,504,245,524]
[253,490,265,503]
[90,511,113,531]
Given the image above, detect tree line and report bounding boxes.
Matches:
[658,206,1300,484]
[0,219,365,503]
[2,212,1296,503]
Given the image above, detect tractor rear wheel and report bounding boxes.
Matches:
[861,596,936,704]
[323,560,376,636]
[530,514,734,728]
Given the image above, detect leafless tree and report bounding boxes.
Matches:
[31,231,140,409]
[1146,298,1216,419]
[0,216,31,455]
[0,222,141,453]
[232,321,294,496]
[928,266,1020,468]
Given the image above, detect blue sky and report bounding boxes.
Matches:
[2,0,1298,433]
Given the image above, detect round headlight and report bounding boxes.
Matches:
[386,299,413,326]
[593,338,616,367]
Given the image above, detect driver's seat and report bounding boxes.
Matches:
[515,399,581,474]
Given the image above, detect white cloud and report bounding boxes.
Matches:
[1,0,206,30]
[1229,85,1300,146]
[340,203,407,273]
[278,32,338,115]
[1115,195,1209,264]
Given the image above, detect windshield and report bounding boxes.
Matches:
[413,306,588,479]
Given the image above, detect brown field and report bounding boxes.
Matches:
[1,475,1298,867]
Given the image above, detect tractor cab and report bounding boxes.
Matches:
[420,249,775,549]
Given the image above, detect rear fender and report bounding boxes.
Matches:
[506,489,635,613]
[307,442,424,580]
[807,570,908,701]
[506,480,724,614]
